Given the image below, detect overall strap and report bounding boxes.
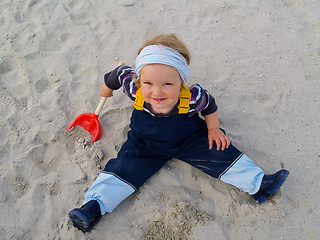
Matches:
[133,87,144,110]
[178,84,191,114]
[133,85,191,114]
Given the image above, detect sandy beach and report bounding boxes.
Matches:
[1,0,319,239]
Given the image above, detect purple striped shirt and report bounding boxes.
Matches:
[104,65,218,117]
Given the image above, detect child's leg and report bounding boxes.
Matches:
[69,138,168,231]
[176,129,264,195]
[83,138,169,215]
[219,153,265,195]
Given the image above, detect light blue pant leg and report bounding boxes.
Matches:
[219,154,265,195]
[83,172,136,215]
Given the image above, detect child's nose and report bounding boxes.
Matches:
[153,86,163,96]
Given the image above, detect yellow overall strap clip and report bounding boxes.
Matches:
[178,84,191,114]
[133,87,145,110]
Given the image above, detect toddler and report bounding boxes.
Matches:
[68,34,289,232]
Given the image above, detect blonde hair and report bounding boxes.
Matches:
[138,34,190,65]
[134,34,191,87]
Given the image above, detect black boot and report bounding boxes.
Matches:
[252,169,289,204]
[68,200,102,232]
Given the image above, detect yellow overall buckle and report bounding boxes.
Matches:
[178,84,191,114]
[133,88,145,110]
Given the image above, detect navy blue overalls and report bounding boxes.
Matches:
[83,110,264,214]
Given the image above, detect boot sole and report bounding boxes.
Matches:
[69,209,91,232]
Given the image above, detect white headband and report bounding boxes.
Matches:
[135,44,190,83]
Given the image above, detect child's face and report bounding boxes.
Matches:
[140,64,182,114]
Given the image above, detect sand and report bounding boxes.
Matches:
[1,0,319,239]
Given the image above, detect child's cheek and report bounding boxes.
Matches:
[141,88,150,100]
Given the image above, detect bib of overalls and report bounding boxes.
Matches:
[129,109,207,151]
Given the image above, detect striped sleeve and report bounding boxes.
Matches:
[104,65,137,100]
[189,84,218,116]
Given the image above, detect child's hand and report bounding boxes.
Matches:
[208,128,230,151]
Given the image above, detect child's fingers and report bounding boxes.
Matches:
[226,136,231,148]
[208,130,230,151]
[208,137,213,149]
[215,139,221,151]
[220,137,226,150]
[220,136,230,151]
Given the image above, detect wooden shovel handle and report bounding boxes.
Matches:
[94,97,107,115]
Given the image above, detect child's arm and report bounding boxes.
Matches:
[204,111,230,151]
[102,65,135,99]
[100,83,114,97]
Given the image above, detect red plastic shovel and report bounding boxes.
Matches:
[67,97,107,143]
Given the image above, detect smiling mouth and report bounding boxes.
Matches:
[152,98,166,103]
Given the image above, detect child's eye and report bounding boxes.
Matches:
[164,83,173,86]
[143,81,152,85]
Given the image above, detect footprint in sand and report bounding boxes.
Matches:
[281,0,297,8]
[142,199,213,240]
[240,93,275,110]
[0,90,19,119]
[35,77,50,93]
[39,32,61,52]
[0,57,17,74]
[63,1,98,24]
[9,160,30,198]
[69,62,99,96]
[0,124,9,149]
